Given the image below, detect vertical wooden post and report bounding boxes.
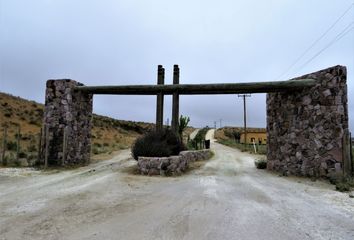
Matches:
[156,65,165,131]
[16,125,20,162]
[44,125,49,168]
[1,126,7,166]
[62,126,68,166]
[243,95,247,150]
[171,64,180,133]
[342,129,352,176]
[350,132,353,175]
[37,128,42,164]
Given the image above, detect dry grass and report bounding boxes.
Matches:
[0,92,155,159]
[215,128,267,155]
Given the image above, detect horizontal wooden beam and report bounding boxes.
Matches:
[73,79,316,95]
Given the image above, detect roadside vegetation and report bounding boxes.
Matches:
[215,128,267,155]
[178,115,190,143]
[187,127,209,150]
[131,115,193,160]
[330,175,354,192]
[131,128,185,160]
[255,157,267,169]
[0,92,154,166]
[218,139,267,155]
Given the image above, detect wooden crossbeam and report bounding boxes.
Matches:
[73,79,316,95]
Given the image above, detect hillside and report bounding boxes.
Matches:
[0,92,155,163]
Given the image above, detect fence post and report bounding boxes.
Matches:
[16,125,20,162]
[1,126,8,166]
[44,125,49,168]
[37,128,42,164]
[342,129,352,176]
[350,132,353,175]
[62,126,68,166]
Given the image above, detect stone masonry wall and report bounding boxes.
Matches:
[41,79,93,166]
[138,150,212,176]
[267,65,348,178]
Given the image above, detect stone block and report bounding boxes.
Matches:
[266,65,348,178]
[137,149,212,176]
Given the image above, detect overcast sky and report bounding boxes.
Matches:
[1,0,353,130]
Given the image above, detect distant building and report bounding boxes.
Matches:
[221,126,267,145]
[240,129,267,145]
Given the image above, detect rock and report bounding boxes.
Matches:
[302,96,312,105]
[137,150,212,176]
[267,65,348,179]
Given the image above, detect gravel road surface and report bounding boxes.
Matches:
[1,130,353,240]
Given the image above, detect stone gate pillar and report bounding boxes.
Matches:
[267,65,349,178]
[41,79,93,166]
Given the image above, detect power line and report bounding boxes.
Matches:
[276,2,354,80]
[295,21,354,73]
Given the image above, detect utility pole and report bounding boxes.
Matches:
[214,121,217,129]
[238,94,251,149]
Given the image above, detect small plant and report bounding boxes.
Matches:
[255,159,267,169]
[131,128,185,160]
[224,130,241,143]
[18,151,27,158]
[6,141,17,151]
[27,144,37,152]
[29,118,38,125]
[4,111,12,117]
[92,146,103,155]
[335,182,350,192]
[332,176,354,192]
[178,115,190,142]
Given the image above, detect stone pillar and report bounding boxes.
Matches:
[41,79,93,166]
[267,65,349,178]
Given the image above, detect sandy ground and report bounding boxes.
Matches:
[1,130,354,240]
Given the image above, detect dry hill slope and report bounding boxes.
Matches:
[0,92,155,163]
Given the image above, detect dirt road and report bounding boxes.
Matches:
[1,131,354,240]
[189,129,199,140]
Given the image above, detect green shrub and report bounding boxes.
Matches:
[330,175,354,192]
[4,111,12,117]
[92,146,102,155]
[27,144,37,152]
[336,182,351,192]
[255,159,267,169]
[6,141,17,151]
[18,151,27,158]
[224,130,241,142]
[132,128,185,160]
